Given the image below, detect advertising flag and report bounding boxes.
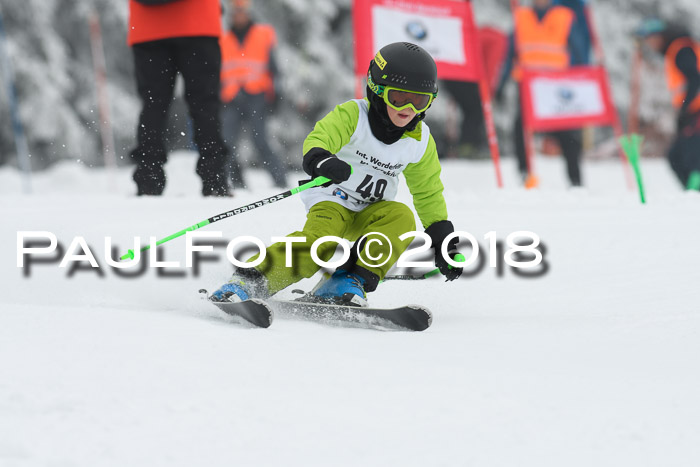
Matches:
[353,0,481,81]
[520,66,617,131]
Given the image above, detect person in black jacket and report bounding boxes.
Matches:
[637,18,700,190]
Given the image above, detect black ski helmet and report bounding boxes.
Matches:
[368,42,438,97]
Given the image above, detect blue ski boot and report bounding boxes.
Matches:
[210,269,268,303]
[313,269,368,307]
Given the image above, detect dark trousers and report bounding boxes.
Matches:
[130,37,228,184]
[442,80,486,149]
[514,110,583,187]
[668,115,700,187]
[221,91,288,188]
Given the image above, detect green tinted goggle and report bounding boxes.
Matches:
[368,74,437,113]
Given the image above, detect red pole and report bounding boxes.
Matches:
[355,74,364,99]
[584,5,634,188]
[478,76,504,187]
[473,20,504,187]
[628,42,643,135]
[352,0,369,100]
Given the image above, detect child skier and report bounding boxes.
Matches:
[211,42,463,306]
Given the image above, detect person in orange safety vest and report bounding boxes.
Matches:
[496,0,586,187]
[636,18,700,191]
[219,0,288,190]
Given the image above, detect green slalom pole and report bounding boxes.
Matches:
[686,171,700,191]
[120,176,330,260]
[619,134,646,204]
[383,253,466,281]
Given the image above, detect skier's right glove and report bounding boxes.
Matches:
[303,148,352,185]
[425,220,463,281]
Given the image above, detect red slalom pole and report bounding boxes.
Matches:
[479,79,504,188]
[628,41,643,135]
[474,24,504,188]
[584,5,634,189]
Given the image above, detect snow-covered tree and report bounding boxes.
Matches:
[0,0,697,168]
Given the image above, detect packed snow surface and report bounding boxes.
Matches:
[1,153,699,466]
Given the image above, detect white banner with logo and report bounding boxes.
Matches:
[353,0,481,81]
[520,66,617,131]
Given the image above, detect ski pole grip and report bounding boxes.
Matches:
[424,253,466,278]
[294,175,331,193]
[297,165,352,191]
[121,249,135,261]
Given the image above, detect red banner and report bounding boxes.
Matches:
[519,66,617,132]
[352,0,481,82]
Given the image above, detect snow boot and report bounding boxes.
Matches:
[210,268,268,303]
[133,162,165,196]
[202,173,231,197]
[313,269,368,307]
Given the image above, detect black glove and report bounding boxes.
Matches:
[303,148,352,184]
[425,220,463,281]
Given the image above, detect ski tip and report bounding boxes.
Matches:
[210,298,274,328]
[247,299,274,328]
[406,305,433,331]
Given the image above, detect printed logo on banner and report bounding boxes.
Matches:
[558,87,575,103]
[532,78,605,119]
[405,21,428,40]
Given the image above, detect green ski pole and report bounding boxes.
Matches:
[120,176,330,260]
[383,253,466,281]
[619,134,646,204]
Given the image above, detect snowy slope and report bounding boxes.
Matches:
[1,153,700,467]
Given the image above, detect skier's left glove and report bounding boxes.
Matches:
[425,220,463,281]
[303,148,352,185]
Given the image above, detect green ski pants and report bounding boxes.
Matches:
[253,200,416,295]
